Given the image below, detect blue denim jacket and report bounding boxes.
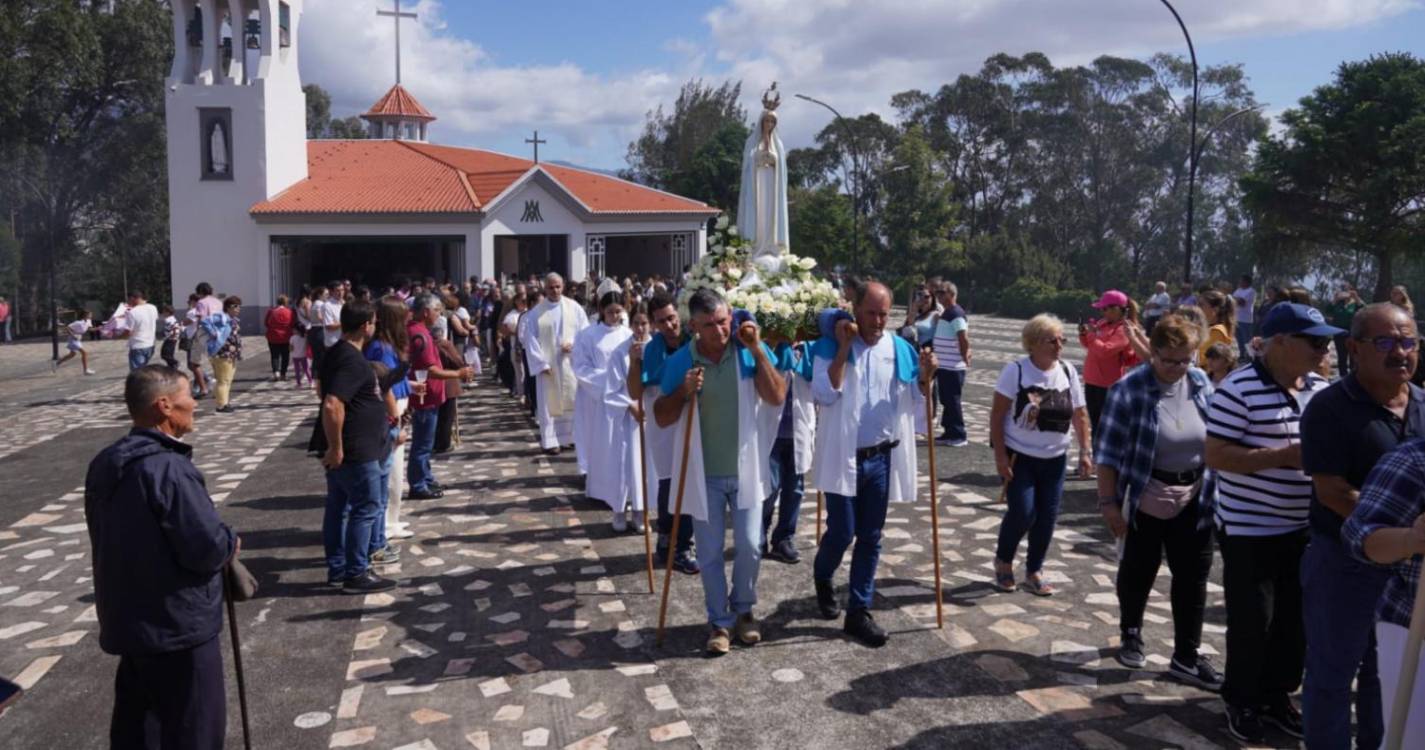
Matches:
[1094,363,1216,527]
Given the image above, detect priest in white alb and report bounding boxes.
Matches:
[572,282,645,532]
[519,273,589,455]
[808,282,935,648]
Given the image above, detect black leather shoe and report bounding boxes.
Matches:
[815,579,842,620]
[408,487,444,500]
[342,570,397,594]
[672,552,700,575]
[427,480,444,492]
[844,608,888,647]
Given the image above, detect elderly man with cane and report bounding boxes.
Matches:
[654,288,784,656]
[808,282,935,647]
[84,365,239,749]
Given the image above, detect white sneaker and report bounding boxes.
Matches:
[388,525,415,540]
[611,510,628,533]
[84,368,97,375]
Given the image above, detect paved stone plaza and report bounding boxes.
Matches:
[0,318,1304,749]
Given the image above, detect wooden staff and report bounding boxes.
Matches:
[923,382,944,629]
[656,395,698,646]
[637,407,654,594]
[223,575,253,750]
[1386,570,1425,750]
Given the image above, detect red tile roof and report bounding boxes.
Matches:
[362,84,436,121]
[251,140,718,217]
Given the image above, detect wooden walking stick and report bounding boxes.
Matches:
[637,409,655,594]
[223,575,253,750]
[924,382,944,629]
[1385,570,1425,750]
[655,395,698,646]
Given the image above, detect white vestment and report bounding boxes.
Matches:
[573,331,644,512]
[520,297,588,449]
[809,339,922,503]
[667,358,780,523]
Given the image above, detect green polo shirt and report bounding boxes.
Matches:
[693,344,740,477]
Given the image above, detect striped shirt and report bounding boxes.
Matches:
[1207,361,1328,536]
[932,305,968,371]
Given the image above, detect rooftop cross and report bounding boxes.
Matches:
[525,130,548,164]
[376,0,418,85]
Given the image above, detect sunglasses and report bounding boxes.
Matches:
[1289,333,1331,350]
[1355,335,1419,353]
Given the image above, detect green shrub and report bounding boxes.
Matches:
[993,279,1095,321]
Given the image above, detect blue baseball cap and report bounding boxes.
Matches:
[1260,302,1344,338]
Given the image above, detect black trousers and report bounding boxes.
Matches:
[1219,528,1308,710]
[434,396,457,452]
[1085,383,1109,435]
[110,635,225,750]
[268,342,290,377]
[1117,497,1214,662]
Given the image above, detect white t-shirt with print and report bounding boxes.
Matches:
[994,356,1086,459]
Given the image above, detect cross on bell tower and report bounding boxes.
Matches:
[377,0,417,84]
[525,130,547,164]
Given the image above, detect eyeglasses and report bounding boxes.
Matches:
[1289,333,1331,350]
[1155,355,1193,367]
[1355,335,1419,353]
[1040,336,1065,346]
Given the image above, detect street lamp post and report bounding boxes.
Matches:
[795,93,862,274]
[1159,0,1199,285]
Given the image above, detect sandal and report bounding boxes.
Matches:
[1020,575,1055,597]
[993,566,1017,593]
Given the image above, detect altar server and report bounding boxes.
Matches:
[573,288,645,532]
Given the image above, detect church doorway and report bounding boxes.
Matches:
[270,236,465,299]
[493,234,568,282]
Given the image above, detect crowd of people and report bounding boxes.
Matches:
[78,269,1425,747]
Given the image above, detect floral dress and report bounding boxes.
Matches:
[216,319,243,362]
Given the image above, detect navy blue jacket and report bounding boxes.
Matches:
[84,428,235,656]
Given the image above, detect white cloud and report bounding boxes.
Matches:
[298,0,687,164]
[293,0,1419,167]
[705,0,1420,147]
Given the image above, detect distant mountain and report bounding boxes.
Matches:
[547,160,621,178]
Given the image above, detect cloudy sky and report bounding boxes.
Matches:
[299,0,1425,170]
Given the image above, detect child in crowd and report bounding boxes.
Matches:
[1202,341,1238,385]
[54,310,95,374]
[159,304,181,369]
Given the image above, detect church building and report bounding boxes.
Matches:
[164,0,716,322]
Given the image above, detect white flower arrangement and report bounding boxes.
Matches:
[677,238,840,342]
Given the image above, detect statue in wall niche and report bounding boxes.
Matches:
[738,82,789,270]
[209,120,230,175]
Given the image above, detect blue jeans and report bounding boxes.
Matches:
[128,346,154,371]
[692,476,762,628]
[655,477,694,556]
[1301,531,1389,749]
[936,369,966,441]
[323,460,383,581]
[813,451,891,611]
[761,438,803,548]
[407,407,438,493]
[995,452,1067,574]
[370,428,399,555]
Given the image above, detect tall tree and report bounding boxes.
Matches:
[1243,52,1425,300]
[304,83,333,139]
[0,0,172,330]
[623,79,746,204]
[876,125,959,280]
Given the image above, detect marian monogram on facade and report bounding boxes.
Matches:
[521,200,544,223]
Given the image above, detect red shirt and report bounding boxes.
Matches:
[1079,318,1140,388]
[407,321,445,410]
[264,306,294,344]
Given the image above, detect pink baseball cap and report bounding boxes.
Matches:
[1092,290,1129,309]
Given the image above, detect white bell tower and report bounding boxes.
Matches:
[165,0,308,313]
